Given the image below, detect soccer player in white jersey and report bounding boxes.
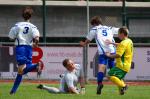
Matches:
[8,7,42,94]
[80,16,119,95]
[37,59,85,94]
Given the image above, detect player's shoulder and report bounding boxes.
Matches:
[26,22,37,28]
[14,22,21,27]
[17,22,37,28]
[124,38,133,44]
[96,25,110,30]
[28,22,37,27]
[91,26,97,31]
[102,25,114,29]
[120,38,132,47]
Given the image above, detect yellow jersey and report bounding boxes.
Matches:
[116,38,133,72]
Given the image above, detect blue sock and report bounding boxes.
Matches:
[97,72,104,85]
[10,74,22,93]
[23,64,37,75]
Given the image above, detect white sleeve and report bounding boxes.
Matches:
[32,26,40,38]
[86,28,96,41]
[65,74,74,88]
[8,26,17,39]
[111,27,119,35]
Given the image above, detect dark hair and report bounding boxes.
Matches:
[118,27,129,36]
[62,59,70,67]
[22,7,33,21]
[90,16,102,26]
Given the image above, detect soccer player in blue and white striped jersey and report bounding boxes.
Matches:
[8,7,42,94]
[80,16,119,95]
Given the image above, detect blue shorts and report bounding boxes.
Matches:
[15,45,32,65]
[98,54,115,69]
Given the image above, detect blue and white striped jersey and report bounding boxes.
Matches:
[8,22,40,46]
[87,25,119,54]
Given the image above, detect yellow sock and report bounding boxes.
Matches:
[120,80,125,86]
[109,76,125,87]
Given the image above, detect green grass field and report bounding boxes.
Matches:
[0,82,150,99]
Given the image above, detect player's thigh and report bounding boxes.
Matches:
[26,46,32,64]
[108,57,115,69]
[16,46,28,65]
[108,67,127,79]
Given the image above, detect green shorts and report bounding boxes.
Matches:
[108,67,127,79]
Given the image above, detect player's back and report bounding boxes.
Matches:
[95,25,118,53]
[13,22,38,46]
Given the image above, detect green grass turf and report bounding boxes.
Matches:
[0,82,150,99]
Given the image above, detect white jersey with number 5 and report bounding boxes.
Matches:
[8,22,40,46]
[86,25,119,54]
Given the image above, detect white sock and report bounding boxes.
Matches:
[43,85,60,93]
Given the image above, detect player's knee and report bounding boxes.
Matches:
[18,68,23,74]
[18,65,26,74]
[98,65,106,72]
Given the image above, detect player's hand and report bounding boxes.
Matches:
[80,88,85,95]
[32,43,38,48]
[80,41,86,47]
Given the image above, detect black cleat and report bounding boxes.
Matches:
[96,84,103,95]
[119,85,128,95]
[37,84,43,89]
[10,90,15,95]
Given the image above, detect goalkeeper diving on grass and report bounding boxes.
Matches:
[37,58,85,94]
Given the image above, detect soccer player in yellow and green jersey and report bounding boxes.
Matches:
[106,27,133,95]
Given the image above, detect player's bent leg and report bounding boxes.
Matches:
[109,76,125,87]
[23,63,39,75]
